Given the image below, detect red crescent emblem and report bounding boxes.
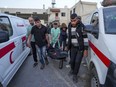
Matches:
[10,51,14,64]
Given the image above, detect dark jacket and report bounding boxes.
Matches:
[60,30,67,41]
[67,22,84,51]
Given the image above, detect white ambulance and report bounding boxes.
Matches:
[85,4,116,87]
[0,13,30,87]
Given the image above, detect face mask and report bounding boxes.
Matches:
[30,23,34,26]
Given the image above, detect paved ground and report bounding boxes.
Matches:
[8,55,90,87]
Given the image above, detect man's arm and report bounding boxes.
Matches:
[77,27,84,51]
[45,27,50,47]
[46,33,50,46]
[50,28,53,43]
[27,34,32,48]
[56,28,60,42]
[58,28,61,38]
[26,26,30,38]
[27,26,34,48]
[67,23,71,50]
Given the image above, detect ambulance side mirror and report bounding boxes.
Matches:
[0,30,9,43]
[91,29,99,39]
[85,24,99,39]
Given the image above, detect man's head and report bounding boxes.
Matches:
[34,17,41,27]
[28,17,34,26]
[53,22,58,29]
[70,13,80,27]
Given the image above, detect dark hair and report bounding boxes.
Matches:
[61,23,67,30]
[54,22,58,25]
[70,13,78,19]
[77,16,81,20]
[34,16,40,21]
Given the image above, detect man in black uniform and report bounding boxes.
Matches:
[67,13,84,82]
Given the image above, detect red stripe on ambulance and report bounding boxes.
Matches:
[22,36,26,42]
[0,42,15,59]
[89,40,111,67]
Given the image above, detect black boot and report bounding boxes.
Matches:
[73,75,78,83]
[45,58,49,65]
[33,62,38,67]
[40,64,45,70]
[68,69,73,76]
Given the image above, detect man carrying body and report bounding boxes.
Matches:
[67,13,84,82]
[27,17,49,69]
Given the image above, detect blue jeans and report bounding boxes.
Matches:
[37,46,46,64]
[60,40,66,51]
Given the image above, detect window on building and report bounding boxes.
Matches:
[73,8,75,13]
[55,13,58,17]
[70,10,72,15]
[16,12,21,14]
[43,12,47,14]
[4,11,9,14]
[0,16,13,37]
[61,12,66,17]
[33,12,37,14]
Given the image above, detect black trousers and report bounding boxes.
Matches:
[31,42,38,62]
[70,46,83,75]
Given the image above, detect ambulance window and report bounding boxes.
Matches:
[104,7,116,34]
[0,16,13,37]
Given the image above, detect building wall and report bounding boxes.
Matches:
[0,1,97,25]
[0,8,47,14]
[48,12,56,22]
[0,8,48,25]
[48,7,70,26]
[59,8,70,25]
[70,1,97,24]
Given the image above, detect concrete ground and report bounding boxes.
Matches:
[8,55,90,87]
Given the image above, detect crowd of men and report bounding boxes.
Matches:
[26,13,88,83]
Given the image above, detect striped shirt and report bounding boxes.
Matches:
[67,27,88,47]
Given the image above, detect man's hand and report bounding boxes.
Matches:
[65,47,68,51]
[60,47,63,50]
[83,50,88,57]
[27,34,32,48]
[27,41,31,48]
[47,43,50,48]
